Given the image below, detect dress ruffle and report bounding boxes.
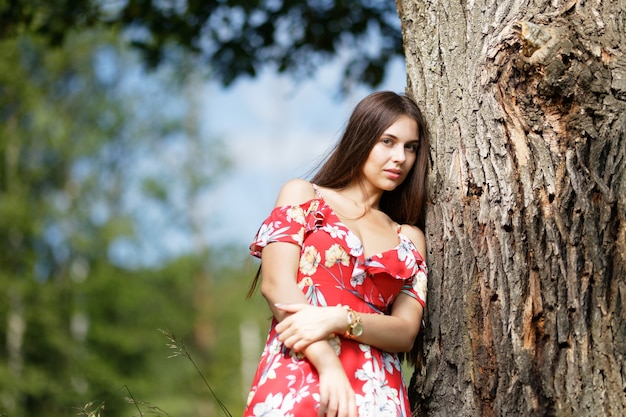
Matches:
[245,195,428,417]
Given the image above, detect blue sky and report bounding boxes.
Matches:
[198,57,408,251]
[106,54,407,268]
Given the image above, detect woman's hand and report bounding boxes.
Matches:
[316,360,357,417]
[274,303,346,352]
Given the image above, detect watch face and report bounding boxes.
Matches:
[352,322,364,337]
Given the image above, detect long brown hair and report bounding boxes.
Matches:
[311,91,430,228]
[247,92,431,308]
[313,92,430,366]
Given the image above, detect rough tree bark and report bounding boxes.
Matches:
[397,1,626,416]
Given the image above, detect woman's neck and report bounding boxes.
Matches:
[336,181,382,212]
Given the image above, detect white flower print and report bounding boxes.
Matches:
[286,206,306,224]
[252,392,287,417]
[414,269,427,304]
[291,383,311,403]
[359,343,372,359]
[396,239,417,270]
[247,389,257,406]
[298,276,328,306]
[365,258,386,270]
[246,196,418,417]
[350,269,366,287]
[299,246,321,276]
[279,393,297,417]
[325,243,350,268]
[256,222,282,246]
[381,351,401,374]
[268,335,282,355]
[259,353,282,385]
[328,334,342,356]
[355,360,401,417]
[322,224,347,239]
[345,231,363,257]
[285,372,314,404]
[286,373,296,388]
[297,276,313,290]
[252,221,294,254]
[290,229,304,246]
[255,223,272,246]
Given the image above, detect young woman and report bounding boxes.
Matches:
[244,91,430,417]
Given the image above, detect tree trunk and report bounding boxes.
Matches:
[397,1,626,416]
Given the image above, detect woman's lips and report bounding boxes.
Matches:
[385,169,402,179]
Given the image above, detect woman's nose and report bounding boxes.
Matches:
[392,145,406,163]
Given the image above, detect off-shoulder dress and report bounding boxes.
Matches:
[244,188,428,417]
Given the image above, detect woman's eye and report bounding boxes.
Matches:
[406,142,419,152]
[381,138,393,145]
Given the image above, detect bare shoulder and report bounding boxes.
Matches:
[274,178,317,207]
[400,224,427,260]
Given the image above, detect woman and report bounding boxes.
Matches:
[244,91,430,417]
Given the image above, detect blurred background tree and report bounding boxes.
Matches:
[1,0,402,92]
[0,29,236,416]
[0,1,403,416]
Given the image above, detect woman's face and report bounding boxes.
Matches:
[361,115,419,192]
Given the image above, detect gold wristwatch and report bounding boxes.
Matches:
[343,306,364,339]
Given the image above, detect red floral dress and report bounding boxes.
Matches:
[244,192,428,417]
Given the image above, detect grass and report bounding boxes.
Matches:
[159,329,232,417]
[78,329,233,417]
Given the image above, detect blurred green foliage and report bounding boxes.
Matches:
[1,0,402,92]
[0,27,269,417]
[0,1,397,415]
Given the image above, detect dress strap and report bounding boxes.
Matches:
[311,183,323,198]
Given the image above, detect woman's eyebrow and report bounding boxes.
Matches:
[381,131,420,144]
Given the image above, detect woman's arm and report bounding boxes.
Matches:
[360,223,425,352]
[258,179,356,417]
[275,295,422,353]
[261,242,356,417]
[259,178,320,320]
[276,224,427,353]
